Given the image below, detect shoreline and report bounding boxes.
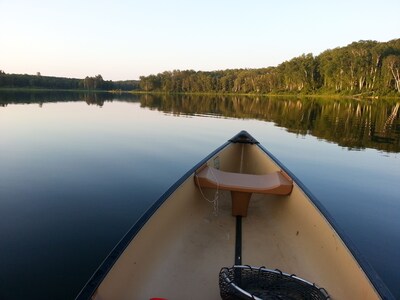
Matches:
[0,87,399,100]
[124,90,400,101]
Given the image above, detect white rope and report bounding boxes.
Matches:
[195,166,220,216]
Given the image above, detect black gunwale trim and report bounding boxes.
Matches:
[256,142,395,300]
[229,130,259,144]
[75,141,231,300]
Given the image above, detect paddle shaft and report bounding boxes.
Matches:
[235,216,242,265]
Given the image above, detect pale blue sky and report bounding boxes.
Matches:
[1,0,399,80]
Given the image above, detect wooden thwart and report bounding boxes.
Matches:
[195,166,293,216]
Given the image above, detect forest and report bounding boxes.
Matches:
[139,39,400,96]
[0,71,139,91]
[1,39,399,96]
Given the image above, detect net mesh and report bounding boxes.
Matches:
[219,265,329,300]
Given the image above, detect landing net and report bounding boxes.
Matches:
[219,265,329,300]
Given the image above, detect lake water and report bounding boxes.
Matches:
[0,91,399,299]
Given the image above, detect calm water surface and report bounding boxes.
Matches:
[0,92,399,299]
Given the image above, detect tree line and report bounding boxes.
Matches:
[2,38,399,95]
[0,71,139,91]
[139,39,400,95]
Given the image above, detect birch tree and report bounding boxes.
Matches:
[386,55,400,93]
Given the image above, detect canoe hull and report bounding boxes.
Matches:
[77,132,393,300]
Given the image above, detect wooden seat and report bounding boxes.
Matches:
[195,166,293,216]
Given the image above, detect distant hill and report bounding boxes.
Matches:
[0,71,139,91]
[139,39,400,96]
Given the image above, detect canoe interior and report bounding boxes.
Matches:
[90,142,381,300]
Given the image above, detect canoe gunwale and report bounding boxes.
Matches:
[257,143,395,300]
[75,141,231,300]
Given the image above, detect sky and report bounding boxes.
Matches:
[1,0,399,81]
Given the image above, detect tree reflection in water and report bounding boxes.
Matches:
[1,91,399,153]
[140,94,400,153]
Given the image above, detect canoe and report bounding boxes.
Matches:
[76,131,394,300]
